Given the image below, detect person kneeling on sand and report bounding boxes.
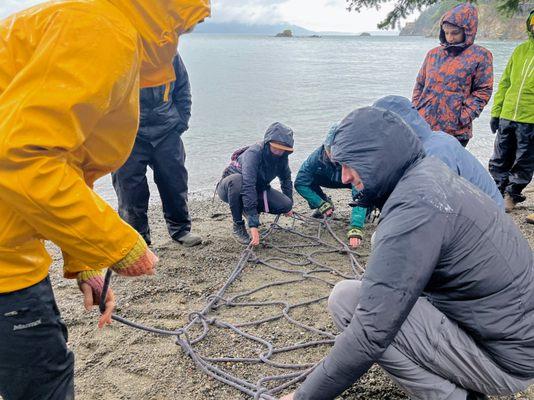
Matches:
[373,95,504,210]
[217,123,294,245]
[295,123,367,248]
[280,107,534,400]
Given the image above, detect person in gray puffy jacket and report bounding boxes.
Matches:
[373,95,504,210]
[280,107,534,400]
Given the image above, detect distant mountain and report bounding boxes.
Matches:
[194,21,317,36]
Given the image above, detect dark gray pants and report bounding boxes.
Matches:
[489,119,534,202]
[112,133,191,243]
[328,280,533,399]
[0,277,74,400]
[217,174,292,224]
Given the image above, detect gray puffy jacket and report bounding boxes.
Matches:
[295,107,534,400]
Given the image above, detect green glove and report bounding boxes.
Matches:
[318,201,334,215]
[347,227,363,240]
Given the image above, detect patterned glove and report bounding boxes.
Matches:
[347,227,363,240]
[110,236,158,277]
[318,201,334,215]
[490,117,500,134]
[77,270,105,305]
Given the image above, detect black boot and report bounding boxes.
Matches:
[233,221,250,245]
[466,390,488,400]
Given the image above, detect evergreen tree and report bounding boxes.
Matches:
[345,0,528,28]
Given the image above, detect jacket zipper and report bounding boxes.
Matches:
[513,55,534,120]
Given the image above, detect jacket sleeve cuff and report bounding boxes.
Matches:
[247,213,260,228]
[111,235,148,272]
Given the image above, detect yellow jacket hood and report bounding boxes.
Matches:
[108,0,211,87]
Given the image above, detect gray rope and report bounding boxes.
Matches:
[100,212,361,399]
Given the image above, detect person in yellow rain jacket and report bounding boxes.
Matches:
[0,1,210,399]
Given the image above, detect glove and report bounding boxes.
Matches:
[490,117,500,134]
[77,270,105,305]
[318,201,334,215]
[110,236,158,276]
[347,227,363,240]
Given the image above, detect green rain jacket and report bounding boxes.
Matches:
[492,11,534,123]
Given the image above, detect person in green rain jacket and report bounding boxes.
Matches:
[489,10,534,213]
[295,123,367,248]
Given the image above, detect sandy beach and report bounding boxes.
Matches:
[45,189,534,400]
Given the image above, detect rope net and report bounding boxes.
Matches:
[105,212,364,399]
[174,213,363,399]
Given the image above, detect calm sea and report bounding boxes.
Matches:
[93,34,521,204]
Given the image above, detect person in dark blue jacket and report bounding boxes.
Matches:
[373,95,504,210]
[112,54,201,247]
[280,107,534,400]
[295,123,367,248]
[217,123,294,245]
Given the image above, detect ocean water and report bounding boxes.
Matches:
[93,34,521,204]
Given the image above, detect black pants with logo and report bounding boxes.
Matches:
[489,119,534,202]
[112,132,191,244]
[0,277,74,400]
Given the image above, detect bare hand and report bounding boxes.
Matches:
[80,282,115,329]
[279,392,295,400]
[250,227,260,246]
[284,211,294,217]
[349,237,361,248]
[324,208,333,217]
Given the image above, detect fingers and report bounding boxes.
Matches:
[349,238,361,248]
[325,209,333,217]
[98,288,115,329]
[80,282,94,311]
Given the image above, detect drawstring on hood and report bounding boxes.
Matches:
[331,107,424,209]
[439,3,478,52]
[109,0,210,87]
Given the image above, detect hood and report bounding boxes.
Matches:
[324,122,341,151]
[373,96,433,143]
[109,0,210,88]
[527,10,534,40]
[439,3,478,50]
[263,122,294,149]
[331,106,424,209]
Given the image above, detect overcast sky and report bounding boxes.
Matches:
[0,0,412,33]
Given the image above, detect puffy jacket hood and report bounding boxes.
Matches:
[440,3,478,50]
[373,96,433,142]
[331,106,424,209]
[109,0,210,87]
[527,10,534,40]
[324,122,340,151]
[263,122,294,149]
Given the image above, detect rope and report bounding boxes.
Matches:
[99,212,361,398]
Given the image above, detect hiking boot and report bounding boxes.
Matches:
[233,222,250,245]
[504,193,516,213]
[173,232,202,247]
[526,213,534,224]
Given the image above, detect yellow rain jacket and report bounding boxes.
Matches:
[0,0,210,293]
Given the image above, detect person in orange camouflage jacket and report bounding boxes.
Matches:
[412,3,493,147]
